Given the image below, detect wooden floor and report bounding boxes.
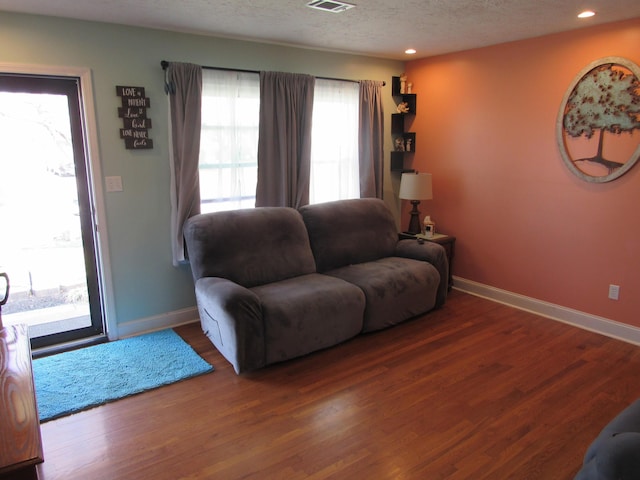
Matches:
[36,290,640,480]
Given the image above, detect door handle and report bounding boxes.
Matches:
[0,272,9,306]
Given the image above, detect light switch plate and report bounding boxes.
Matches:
[105,176,123,192]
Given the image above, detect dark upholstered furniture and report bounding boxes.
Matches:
[299,199,447,331]
[574,399,640,479]
[184,198,448,374]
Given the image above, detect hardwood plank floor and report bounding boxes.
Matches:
[36,290,640,479]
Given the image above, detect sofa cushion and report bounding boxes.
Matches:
[326,257,440,332]
[184,207,316,287]
[299,198,398,272]
[251,273,365,365]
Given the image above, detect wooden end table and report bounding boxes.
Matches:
[0,325,44,480]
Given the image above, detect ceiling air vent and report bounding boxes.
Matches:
[306,0,356,13]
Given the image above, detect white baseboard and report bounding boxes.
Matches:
[111,279,640,346]
[453,276,640,346]
[111,306,199,339]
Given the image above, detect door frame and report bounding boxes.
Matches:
[0,62,117,344]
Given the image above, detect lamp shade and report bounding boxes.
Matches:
[399,172,433,200]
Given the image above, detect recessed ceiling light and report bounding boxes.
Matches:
[578,10,596,18]
[405,49,417,55]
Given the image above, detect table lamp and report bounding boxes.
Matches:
[399,172,433,235]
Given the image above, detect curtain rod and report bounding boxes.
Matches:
[160,60,385,86]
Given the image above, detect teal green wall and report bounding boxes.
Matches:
[0,12,404,329]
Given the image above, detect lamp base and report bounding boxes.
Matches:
[406,200,422,235]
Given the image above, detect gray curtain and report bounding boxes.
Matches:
[166,62,203,265]
[358,80,385,199]
[256,71,315,208]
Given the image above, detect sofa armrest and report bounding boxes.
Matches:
[576,398,640,480]
[575,432,640,480]
[195,277,264,373]
[394,239,449,308]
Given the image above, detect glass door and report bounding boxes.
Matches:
[0,74,105,349]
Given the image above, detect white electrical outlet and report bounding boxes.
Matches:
[608,284,620,300]
[105,176,123,192]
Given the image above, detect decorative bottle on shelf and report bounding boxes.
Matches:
[423,216,435,239]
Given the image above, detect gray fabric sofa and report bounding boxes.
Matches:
[574,398,640,479]
[183,198,448,374]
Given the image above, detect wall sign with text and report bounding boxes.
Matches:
[116,86,153,149]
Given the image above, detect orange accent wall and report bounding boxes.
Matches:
[405,18,640,326]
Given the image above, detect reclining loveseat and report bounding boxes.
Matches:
[183,198,448,373]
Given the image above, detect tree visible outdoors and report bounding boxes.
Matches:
[563,63,640,173]
[0,92,88,320]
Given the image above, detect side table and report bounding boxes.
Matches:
[0,325,44,480]
[400,232,456,290]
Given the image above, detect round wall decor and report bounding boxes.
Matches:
[556,57,640,183]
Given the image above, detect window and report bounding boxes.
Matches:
[199,69,260,213]
[310,79,360,204]
[199,71,360,211]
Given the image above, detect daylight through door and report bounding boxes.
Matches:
[0,74,105,349]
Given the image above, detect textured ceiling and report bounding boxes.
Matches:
[1,0,640,59]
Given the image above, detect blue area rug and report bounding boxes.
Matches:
[33,328,213,422]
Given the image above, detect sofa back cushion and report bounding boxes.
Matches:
[184,207,316,287]
[300,198,398,272]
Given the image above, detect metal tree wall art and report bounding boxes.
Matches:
[557,57,640,182]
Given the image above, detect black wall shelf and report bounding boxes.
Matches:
[390,76,417,173]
